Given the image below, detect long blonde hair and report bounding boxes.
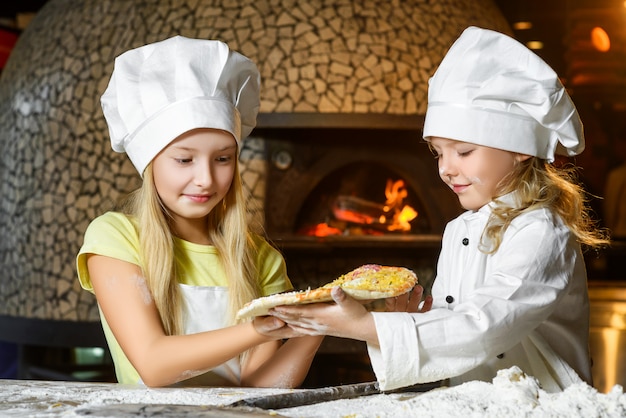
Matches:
[118,162,261,336]
[483,158,610,253]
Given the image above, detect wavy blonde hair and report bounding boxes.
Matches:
[117,162,261,336]
[483,157,609,254]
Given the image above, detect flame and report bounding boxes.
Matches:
[385,179,418,232]
[385,179,408,208]
[389,205,418,231]
[300,178,418,236]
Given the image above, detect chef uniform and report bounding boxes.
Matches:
[367,27,591,392]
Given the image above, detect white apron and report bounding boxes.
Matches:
[179,283,241,386]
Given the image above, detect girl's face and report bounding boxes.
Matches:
[428,136,529,211]
[152,128,237,239]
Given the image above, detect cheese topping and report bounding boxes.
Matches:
[324,264,417,291]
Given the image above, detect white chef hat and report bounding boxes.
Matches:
[101,36,260,175]
[422,26,584,162]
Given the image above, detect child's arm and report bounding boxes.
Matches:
[267,285,432,344]
[251,287,430,387]
[240,334,324,387]
[88,254,282,387]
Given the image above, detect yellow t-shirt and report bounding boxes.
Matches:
[76,211,292,385]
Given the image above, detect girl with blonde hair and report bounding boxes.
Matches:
[266,27,609,393]
[77,36,322,387]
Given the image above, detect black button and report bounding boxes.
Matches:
[446,295,454,303]
[497,353,504,359]
[462,238,469,245]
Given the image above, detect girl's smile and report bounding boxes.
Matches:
[451,183,471,194]
[184,194,213,203]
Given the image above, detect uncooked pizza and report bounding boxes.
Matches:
[236,264,418,320]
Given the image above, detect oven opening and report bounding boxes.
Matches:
[296,162,429,237]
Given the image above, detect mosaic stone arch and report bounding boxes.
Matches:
[0,0,509,321]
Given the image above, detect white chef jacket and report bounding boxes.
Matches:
[367,196,591,392]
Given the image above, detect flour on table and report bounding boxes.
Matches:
[1,367,625,417]
[279,367,626,418]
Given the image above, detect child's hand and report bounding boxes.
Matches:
[269,287,377,342]
[386,284,433,313]
[252,315,306,339]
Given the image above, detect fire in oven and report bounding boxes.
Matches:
[259,126,461,242]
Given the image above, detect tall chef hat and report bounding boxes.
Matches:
[422,26,584,162]
[101,35,260,176]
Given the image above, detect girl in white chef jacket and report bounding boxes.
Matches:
[76,36,322,388]
[267,27,609,392]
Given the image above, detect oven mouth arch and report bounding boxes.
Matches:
[260,127,461,242]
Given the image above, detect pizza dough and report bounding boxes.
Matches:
[236,264,418,320]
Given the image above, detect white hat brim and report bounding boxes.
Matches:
[124,96,241,175]
[423,102,558,161]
